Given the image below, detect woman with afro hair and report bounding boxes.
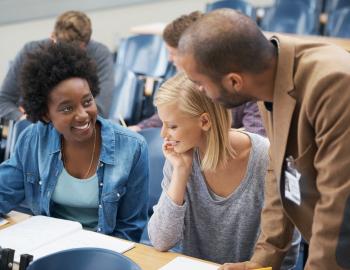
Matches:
[0,42,149,242]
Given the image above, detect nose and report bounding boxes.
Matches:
[75,105,89,121]
[160,125,167,139]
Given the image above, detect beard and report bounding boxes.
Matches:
[216,83,253,108]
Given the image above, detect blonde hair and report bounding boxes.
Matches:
[154,72,235,171]
[53,11,92,45]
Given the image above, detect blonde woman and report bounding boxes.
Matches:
[147,72,266,262]
[148,73,299,267]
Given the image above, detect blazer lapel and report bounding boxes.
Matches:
[270,35,297,184]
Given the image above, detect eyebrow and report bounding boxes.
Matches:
[56,93,92,107]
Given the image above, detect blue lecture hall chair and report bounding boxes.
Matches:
[1,119,33,214]
[112,34,172,125]
[260,0,319,35]
[139,127,164,217]
[109,66,145,125]
[275,0,323,15]
[206,0,257,20]
[324,0,350,13]
[116,34,169,78]
[26,248,141,270]
[324,7,350,38]
[0,119,7,162]
[138,127,165,244]
[5,119,31,159]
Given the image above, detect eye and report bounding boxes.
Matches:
[83,97,93,107]
[168,125,177,130]
[60,106,73,113]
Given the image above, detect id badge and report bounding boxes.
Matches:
[284,156,301,205]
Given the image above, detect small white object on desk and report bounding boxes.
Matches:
[159,256,219,270]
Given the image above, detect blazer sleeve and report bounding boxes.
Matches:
[301,71,350,269]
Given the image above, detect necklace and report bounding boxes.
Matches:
[61,127,97,179]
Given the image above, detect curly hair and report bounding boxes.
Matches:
[163,11,203,48]
[20,42,100,123]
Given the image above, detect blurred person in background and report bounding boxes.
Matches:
[0,10,114,120]
[129,11,265,137]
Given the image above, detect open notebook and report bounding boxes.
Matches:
[0,215,135,262]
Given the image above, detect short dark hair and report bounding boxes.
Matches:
[163,11,203,48]
[21,42,100,123]
[53,10,92,45]
[178,9,276,79]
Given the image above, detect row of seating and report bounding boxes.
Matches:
[109,34,175,126]
[206,0,350,37]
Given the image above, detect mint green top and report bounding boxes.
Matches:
[51,168,99,229]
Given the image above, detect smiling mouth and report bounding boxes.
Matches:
[73,121,91,130]
[165,140,180,146]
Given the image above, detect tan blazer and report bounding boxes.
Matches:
[252,35,350,270]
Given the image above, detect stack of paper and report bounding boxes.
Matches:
[0,215,134,262]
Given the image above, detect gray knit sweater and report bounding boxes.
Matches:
[148,132,299,267]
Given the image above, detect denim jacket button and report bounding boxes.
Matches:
[39,181,42,185]
[99,204,102,208]
[97,227,101,232]
[99,182,103,186]
[117,193,120,197]
[99,163,104,167]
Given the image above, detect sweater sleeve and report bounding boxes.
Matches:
[0,42,34,120]
[148,159,187,251]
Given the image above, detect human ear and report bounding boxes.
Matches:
[199,112,211,131]
[42,113,50,123]
[50,32,57,43]
[222,73,243,92]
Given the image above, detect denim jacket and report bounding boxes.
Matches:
[0,116,149,242]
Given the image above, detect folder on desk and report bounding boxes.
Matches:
[0,215,134,262]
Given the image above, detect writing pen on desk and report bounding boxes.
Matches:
[118,113,127,128]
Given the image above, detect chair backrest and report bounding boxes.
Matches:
[206,0,256,20]
[27,248,141,270]
[139,127,164,216]
[6,119,31,158]
[325,0,350,13]
[116,34,169,78]
[260,1,319,35]
[109,66,145,125]
[275,0,323,14]
[325,7,350,37]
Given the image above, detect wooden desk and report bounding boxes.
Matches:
[2,211,219,270]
